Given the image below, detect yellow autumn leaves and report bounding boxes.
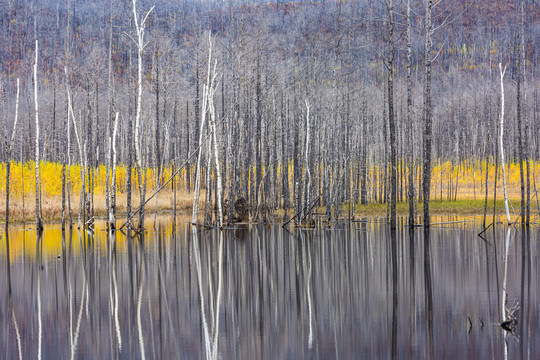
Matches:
[0,161,189,198]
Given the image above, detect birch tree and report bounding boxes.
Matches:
[65,67,85,228]
[131,0,155,229]
[208,63,224,229]
[498,63,511,224]
[109,112,119,227]
[192,34,213,224]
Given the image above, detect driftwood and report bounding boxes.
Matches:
[478,222,493,237]
[500,300,520,334]
[282,195,320,228]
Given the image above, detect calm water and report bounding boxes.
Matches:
[1,217,539,359]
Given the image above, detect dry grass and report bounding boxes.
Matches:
[0,189,206,225]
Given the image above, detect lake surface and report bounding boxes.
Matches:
[1,216,539,359]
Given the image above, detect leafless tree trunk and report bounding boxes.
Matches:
[34,40,43,231]
[208,61,223,228]
[106,7,114,230]
[109,112,119,227]
[516,16,525,225]
[302,99,312,221]
[386,0,397,229]
[422,0,433,228]
[66,100,72,227]
[131,0,154,229]
[406,0,415,227]
[192,34,213,224]
[521,1,530,225]
[5,78,20,230]
[65,68,85,228]
[498,63,511,224]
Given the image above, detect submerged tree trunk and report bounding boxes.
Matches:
[132,0,154,230]
[34,40,43,231]
[516,29,525,225]
[422,0,433,228]
[65,68,85,228]
[208,60,223,228]
[407,0,415,227]
[192,34,213,224]
[520,1,530,225]
[482,150,489,229]
[110,112,119,228]
[302,99,312,222]
[498,63,511,224]
[387,0,397,229]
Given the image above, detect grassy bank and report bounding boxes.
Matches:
[354,198,535,217]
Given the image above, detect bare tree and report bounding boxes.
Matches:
[385,0,397,229]
[131,0,155,229]
[192,34,213,224]
[208,61,224,228]
[422,0,433,228]
[498,63,511,224]
[406,0,416,227]
[4,78,20,229]
[34,40,43,231]
[109,112,119,227]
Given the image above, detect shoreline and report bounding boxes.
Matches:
[1,197,531,227]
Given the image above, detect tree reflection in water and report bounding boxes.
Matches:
[0,218,538,358]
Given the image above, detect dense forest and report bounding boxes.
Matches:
[0,0,539,229]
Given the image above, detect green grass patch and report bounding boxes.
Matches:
[355,199,512,216]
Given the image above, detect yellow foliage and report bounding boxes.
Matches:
[0,161,196,199]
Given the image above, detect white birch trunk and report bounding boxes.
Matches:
[131,0,154,229]
[209,75,223,228]
[192,34,213,223]
[132,0,154,172]
[9,78,20,155]
[303,99,311,220]
[498,63,511,224]
[65,67,85,227]
[192,85,208,223]
[110,112,119,226]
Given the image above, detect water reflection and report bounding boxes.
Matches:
[5,232,23,360]
[1,218,539,359]
[424,227,434,360]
